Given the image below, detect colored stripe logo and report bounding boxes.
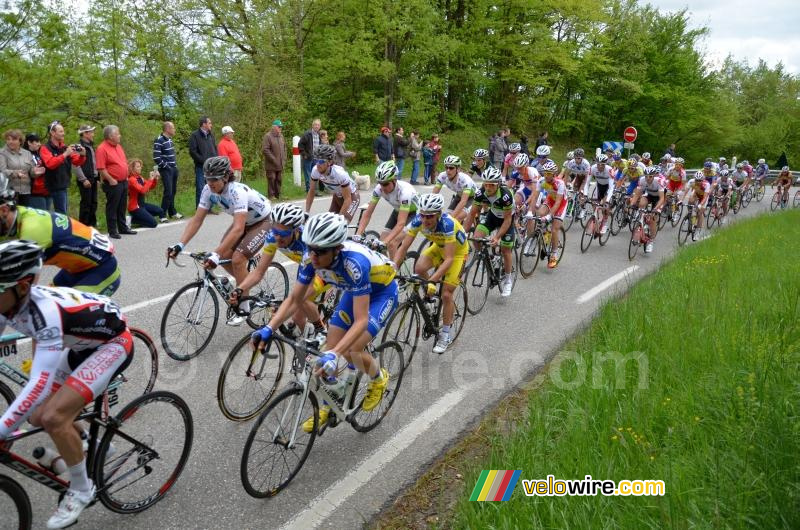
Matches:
[469,470,521,501]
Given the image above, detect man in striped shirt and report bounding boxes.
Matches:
[152,121,183,220]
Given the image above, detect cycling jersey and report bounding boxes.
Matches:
[198,181,271,225]
[731,169,748,183]
[434,171,477,197]
[507,166,540,189]
[262,226,305,263]
[515,180,537,202]
[624,166,644,182]
[311,164,358,198]
[405,212,469,256]
[687,178,711,199]
[370,180,418,212]
[0,286,132,438]
[715,176,734,191]
[474,185,514,218]
[755,164,769,179]
[565,159,591,176]
[590,164,614,185]
[696,170,716,183]
[537,178,568,219]
[637,176,664,196]
[530,157,556,171]
[665,167,685,182]
[742,164,754,178]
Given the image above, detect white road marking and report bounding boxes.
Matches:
[122,293,177,314]
[281,388,467,530]
[131,220,187,233]
[576,265,640,304]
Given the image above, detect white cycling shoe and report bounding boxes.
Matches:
[500,275,513,297]
[433,333,451,354]
[47,483,95,529]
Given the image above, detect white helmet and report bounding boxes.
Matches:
[443,155,461,167]
[473,148,489,160]
[513,153,529,167]
[566,151,575,160]
[541,161,559,174]
[418,193,445,213]
[481,166,503,183]
[271,203,307,228]
[535,145,551,157]
[642,152,651,160]
[757,158,765,164]
[0,240,43,285]
[596,154,608,164]
[375,160,398,183]
[302,213,348,248]
[509,142,521,152]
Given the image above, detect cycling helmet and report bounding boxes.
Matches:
[757,158,765,164]
[735,162,744,169]
[661,154,672,162]
[541,161,559,174]
[481,166,503,183]
[509,142,521,152]
[443,155,461,167]
[0,240,43,284]
[566,151,575,160]
[675,157,685,165]
[630,153,641,162]
[703,161,713,169]
[612,151,621,161]
[0,175,18,206]
[418,193,445,213]
[719,157,727,162]
[314,144,336,161]
[596,154,608,164]
[535,145,551,157]
[271,203,306,228]
[203,156,232,180]
[782,166,789,171]
[718,169,730,177]
[374,160,398,183]
[574,148,585,158]
[742,160,749,166]
[644,166,659,176]
[302,213,348,248]
[473,148,489,160]
[513,153,530,167]
[642,152,651,160]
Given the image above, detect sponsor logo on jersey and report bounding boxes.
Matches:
[344,258,362,283]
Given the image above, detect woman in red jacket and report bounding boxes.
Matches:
[127,159,166,228]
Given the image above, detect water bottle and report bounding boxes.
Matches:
[32,446,67,475]
[491,254,502,278]
[321,362,355,402]
[219,276,233,297]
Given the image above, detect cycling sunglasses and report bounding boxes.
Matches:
[272,227,293,238]
[308,246,335,256]
[419,212,439,219]
[445,166,457,170]
[315,159,329,166]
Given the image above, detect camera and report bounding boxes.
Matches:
[71,144,83,151]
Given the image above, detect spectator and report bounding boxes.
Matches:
[127,159,166,228]
[153,121,182,220]
[491,130,506,168]
[22,133,48,210]
[262,119,287,200]
[40,121,86,214]
[218,126,243,182]
[422,140,434,184]
[429,133,442,175]
[0,129,35,207]
[72,125,99,226]
[333,131,355,168]
[188,116,217,206]
[297,118,321,192]
[96,125,136,239]
[519,134,530,155]
[665,143,676,157]
[394,127,409,178]
[535,131,549,149]
[408,130,422,184]
[373,126,394,163]
[320,129,330,145]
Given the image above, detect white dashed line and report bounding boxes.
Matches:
[576,266,639,304]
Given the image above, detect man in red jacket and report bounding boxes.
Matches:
[40,121,86,214]
[218,126,243,182]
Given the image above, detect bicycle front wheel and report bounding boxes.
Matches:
[678,215,691,246]
[770,192,781,211]
[755,184,765,201]
[462,255,489,315]
[94,391,193,514]
[628,222,642,260]
[450,281,468,343]
[160,281,219,361]
[794,190,800,208]
[217,333,286,422]
[518,232,539,278]
[241,385,318,498]
[350,341,405,432]
[381,300,420,368]
[0,474,32,530]
[580,215,596,253]
[253,262,289,302]
[110,328,159,408]
[670,202,684,227]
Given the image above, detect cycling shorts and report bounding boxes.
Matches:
[329,281,399,337]
[667,180,683,193]
[329,193,361,222]
[572,174,587,192]
[595,183,611,202]
[645,194,660,208]
[447,194,474,212]
[625,181,638,196]
[778,178,791,188]
[222,218,270,259]
[476,211,515,247]
[421,243,467,287]
[52,256,121,296]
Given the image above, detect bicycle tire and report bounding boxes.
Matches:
[217,333,286,422]
[554,227,566,266]
[678,215,692,246]
[0,381,15,449]
[517,231,537,278]
[94,390,193,514]
[755,184,765,201]
[450,281,468,343]
[610,204,625,236]
[628,222,641,260]
[110,328,159,408]
[657,207,668,230]
[462,255,490,315]
[253,261,289,302]
[0,474,32,530]
[580,215,596,253]
[670,202,684,227]
[563,198,576,231]
[381,300,420,367]
[579,201,594,229]
[794,190,800,208]
[770,192,781,211]
[598,213,611,246]
[160,281,219,361]
[241,385,318,498]
[349,341,404,432]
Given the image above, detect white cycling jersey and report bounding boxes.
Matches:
[311,164,357,197]
[370,179,418,211]
[565,159,591,176]
[198,181,271,225]
[590,164,615,185]
[434,170,477,196]
[637,176,664,196]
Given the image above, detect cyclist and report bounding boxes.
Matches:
[664,156,686,196]
[629,166,665,253]
[714,169,735,221]
[558,150,575,180]
[511,153,541,220]
[464,166,515,296]
[718,157,729,172]
[0,178,120,295]
[587,154,615,234]
[641,152,653,167]
[304,144,360,221]
[0,240,133,529]
[432,155,477,223]
[732,162,750,191]
[251,213,397,432]
[393,194,469,354]
[167,156,271,325]
[755,158,770,183]
[565,148,591,217]
[356,160,418,260]
[230,203,327,343]
[622,157,645,200]
[696,161,717,186]
[502,142,522,177]
[775,166,792,206]
[470,148,493,180]
[685,174,712,239]
[529,161,567,269]
[530,144,556,172]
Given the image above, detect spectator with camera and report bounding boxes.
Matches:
[39,121,86,214]
[22,133,48,210]
[72,125,99,226]
[0,129,36,207]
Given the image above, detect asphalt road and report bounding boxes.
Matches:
[3,184,779,529]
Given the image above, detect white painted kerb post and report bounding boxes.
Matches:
[292,135,301,187]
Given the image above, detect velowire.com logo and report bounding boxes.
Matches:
[469,470,522,502]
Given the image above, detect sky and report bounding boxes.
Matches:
[649,0,800,74]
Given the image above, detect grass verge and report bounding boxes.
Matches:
[375,209,800,529]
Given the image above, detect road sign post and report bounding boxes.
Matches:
[623,127,637,158]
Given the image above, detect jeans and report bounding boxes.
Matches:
[194,166,204,207]
[424,163,434,183]
[410,159,420,183]
[130,203,166,228]
[396,158,405,179]
[302,158,314,192]
[102,181,128,234]
[51,189,68,215]
[159,166,178,216]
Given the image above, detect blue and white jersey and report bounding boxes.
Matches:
[296,240,396,296]
[198,181,271,225]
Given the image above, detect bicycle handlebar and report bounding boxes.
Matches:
[395,274,443,286]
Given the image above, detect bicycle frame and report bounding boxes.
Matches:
[398,278,445,338]
[468,239,505,292]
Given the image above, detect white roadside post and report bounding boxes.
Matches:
[293,135,301,187]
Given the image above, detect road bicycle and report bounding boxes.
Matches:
[0,379,192,529]
[563,186,589,231]
[381,275,467,367]
[461,236,518,314]
[239,332,403,497]
[659,190,683,229]
[770,187,790,211]
[580,199,612,253]
[610,192,636,236]
[678,203,702,246]
[161,251,289,361]
[628,205,658,260]
[706,191,729,228]
[517,216,565,278]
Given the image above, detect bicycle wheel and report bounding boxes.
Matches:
[755,183,765,201]
[670,202,684,227]
[381,300,420,368]
[94,391,193,514]
[794,190,800,208]
[398,250,418,278]
[610,204,625,236]
[554,227,566,266]
[563,198,576,232]
[450,281,468,342]
[579,201,594,229]
[629,222,642,260]
[110,328,159,408]
[253,262,289,302]
[732,192,742,214]
[678,215,692,246]
[770,192,781,211]
[350,341,404,432]
[598,213,612,246]
[160,281,219,361]
[657,207,668,230]
[241,385,318,498]
[218,333,286,421]
[518,231,537,278]
[580,215,596,253]
[462,255,489,315]
[0,475,32,530]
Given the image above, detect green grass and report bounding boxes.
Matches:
[452,210,800,528]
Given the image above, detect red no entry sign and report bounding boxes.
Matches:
[624,126,637,143]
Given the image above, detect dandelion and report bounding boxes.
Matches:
[612,435,618,441]
[650,456,655,461]
[694,416,700,422]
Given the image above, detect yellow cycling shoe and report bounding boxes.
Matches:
[302,405,330,433]
[362,368,389,412]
